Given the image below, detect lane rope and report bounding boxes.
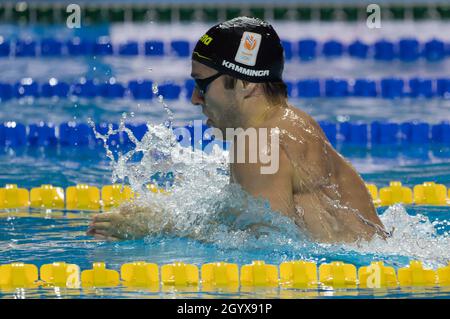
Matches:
[1,77,450,99]
[0,260,449,290]
[1,181,450,210]
[2,121,450,148]
[1,37,449,61]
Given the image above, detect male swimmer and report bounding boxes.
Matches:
[88,17,388,243]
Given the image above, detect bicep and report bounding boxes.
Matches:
[231,148,295,217]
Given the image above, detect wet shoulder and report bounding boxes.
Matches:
[268,106,325,145]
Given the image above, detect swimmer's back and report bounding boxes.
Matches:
[267,105,386,242]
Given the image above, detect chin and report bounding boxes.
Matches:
[208,122,225,138]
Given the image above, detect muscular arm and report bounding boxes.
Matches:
[230,146,296,219]
[88,148,296,241]
[87,203,175,240]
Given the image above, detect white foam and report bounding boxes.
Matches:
[91,85,450,268]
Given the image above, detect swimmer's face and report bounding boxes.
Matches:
[191,60,239,132]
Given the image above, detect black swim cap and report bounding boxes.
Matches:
[192,16,284,83]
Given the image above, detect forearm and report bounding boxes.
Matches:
[131,205,175,235]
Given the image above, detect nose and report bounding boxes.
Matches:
[191,87,205,106]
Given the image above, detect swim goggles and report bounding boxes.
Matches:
[194,72,222,97]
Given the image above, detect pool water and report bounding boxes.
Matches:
[1,204,450,298]
[1,21,450,298]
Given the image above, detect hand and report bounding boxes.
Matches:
[86,205,152,241]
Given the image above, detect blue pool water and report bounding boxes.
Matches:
[1,21,450,298]
[1,205,450,298]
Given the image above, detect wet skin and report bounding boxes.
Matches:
[88,60,387,243]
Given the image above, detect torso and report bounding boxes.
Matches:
[231,105,387,243]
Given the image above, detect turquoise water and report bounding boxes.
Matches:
[0,204,450,298]
[1,22,450,298]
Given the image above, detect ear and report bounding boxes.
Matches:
[236,80,259,99]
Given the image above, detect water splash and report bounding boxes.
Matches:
[89,97,312,249]
[152,82,174,129]
[345,204,450,268]
[89,87,450,269]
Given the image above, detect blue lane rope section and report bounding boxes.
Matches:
[1,121,449,148]
[1,77,450,100]
[1,37,449,61]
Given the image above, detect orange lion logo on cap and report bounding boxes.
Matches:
[244,34,257,51]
